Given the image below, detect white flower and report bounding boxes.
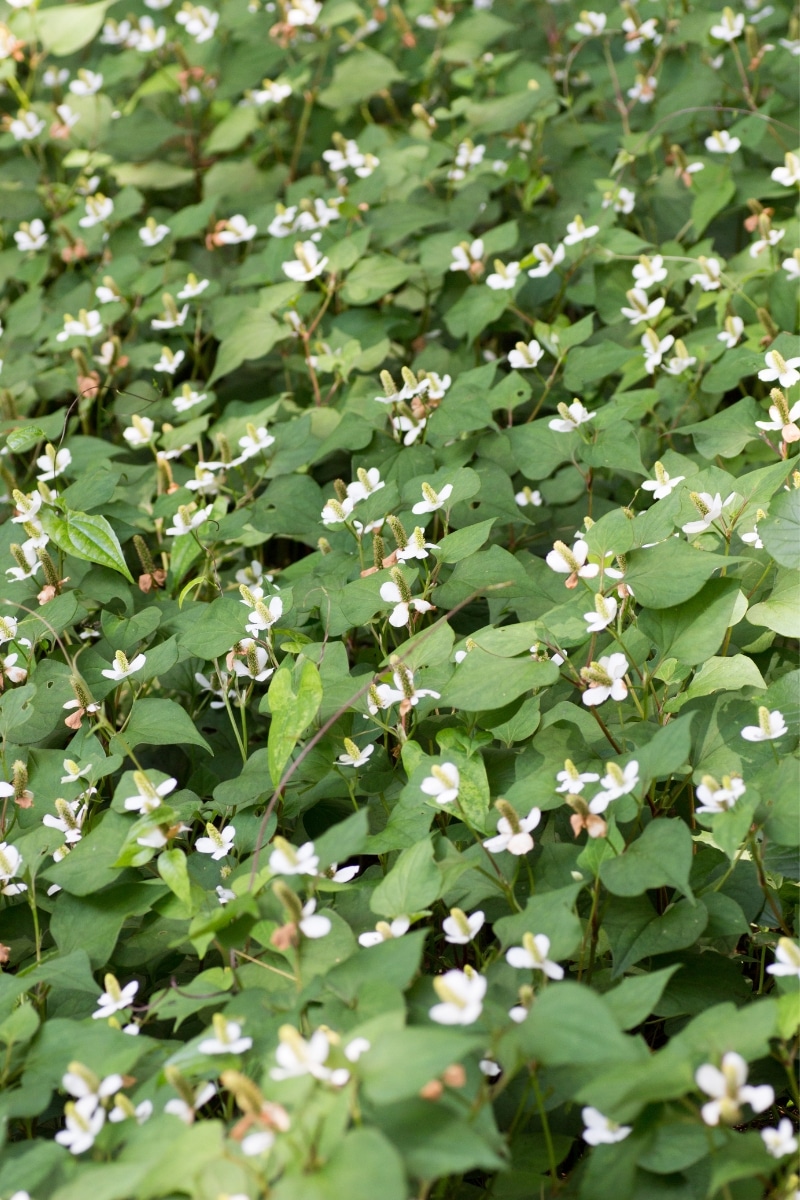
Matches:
[231,639,273,683]
[328,863,360,883]
[564,215,599,245]
[78,194,114,227]
[448,139,485,180]
[173,385,207,412]
[581,653,629,706]
[508,340,544,369]
[682,491,735,535]
[756,396,800,442]
[286,0,322,24]
[766,937,800,979]
[391,414,428,445]
[396,527,439,561]
[528,242,565,277]
[152,303,189,331]
[696,1052,774,1125]
[417,7,454,27]
[379,580,435,627]
[56,310,103,342]
[450,239,485,272]
[663,340,697,376]
[176,3,219,42]
[101,650,146,681]
[590,761,640,813]
[574,10,607,35]
[153,347,186,375]
[486,260,520,290]
[43,67,70,85]
[412,482,453,514]
[177,274,210,300]
[243,594,283,637]
[55,1096,106,1154]
[199,1014,252,1055]
[632,255,667,289]
[761,1119,798,1158]
[123,416,155,448]
[129,15,167,50]
[70,69,104,96]
[620,288,665,326]
[217,214,257,244]
[109,1097,152,1125]
[749,227,785,258]
[710,7,745,39]
[515,486,543,507]
[546,537,599,579]
[6,542,41,583]
[34,444,70,481]
[269,838,319,876]
[359,916,410,947]
[583,593,618,633]
[123,773,178,814]
[484,804,541,856]
[195,823,235,860]
[166,503,213,536]
[782,250,800,280]
[717,315,744,348]
[740,706,787,741]
[244,79,293,106]
[0,615,20,645]
[689,256,723,291]
[480,1058,502,1078]
[429,968,486,1025]
[321,497,353,524]
[641,328,675,374]
[92,974,139,1019]
[705,129,741,153]
[14,219,48,252]
[627,74,658,104]
[337,740,374,768]
[9,110,46,141]
[556,760,600,794]
[695,774,746,815]
[42,797,87,843]
[0,841,26,896]
[622,15,661,50]
[603,186,635,213]
[346,466,385,504]
[442,908,485,945]
[2,653,28,683]
[282,241,328,282]
[236,424,275,462]
[582,1107,633,1145]
[642,461,685,499]
[298,899,331,939]
[421,762,460,805]
[548,399,596,432]
[164,1081,215,1124]
[271,1026,349,1086]
[506,932,564,979]
[758,349,800,388]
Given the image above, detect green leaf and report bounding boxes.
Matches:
[640,578,743,665]
[760,488,800,569]
[603,966,681,1030]
[684,654,766,700]
[439,650,558,711]
[113,698,212,755]
[600,820,694,901]
[370,837,441,917]
[516,980,645,1065]
[746,568,799,636]
[40,508,133,581]
[361,1029,484,1105]
[677,398,761,459]
[272,1128,407,1200]
[623,540,732,608]
[5,424,47,453]
[340,257,412,306]
[209,310,287,384]
[11,0,113,55]
[612,898,709,976]
[108,161,196,190]
[494,884,583,960]
[266,661,323,786]
[157,849,192,910]
[317,48,403,108]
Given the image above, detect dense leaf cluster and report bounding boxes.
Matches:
[0,0,798,1198]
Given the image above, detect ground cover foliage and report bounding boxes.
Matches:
[0,0,798,1196]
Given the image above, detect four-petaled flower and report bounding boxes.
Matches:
[682,491,735,535]
[195,823,236,860]
[92,974,139,1019]
[508,339,544,370]
[429,967,486,1025]
[549,400,596,432]
[413,482,453,514]
[359,916,410,946]
[741,705,788,742]
[591,760,640,812]
[642,461,685,499]
[695,1051,774,1125]
[582,1107,633,1145]
[337,739,374,768]
[442,908,485,945]
[506,932,564,979]
[766,937,800,979]
[483,802,541,856]
[583,593,618,633]
[198,1014,252,1055]
[761,1119,798,1158]
[758,349,800,389]
[282,241,329,282]
[421,762,460,805]
[581,653,629,706]
[269,837,319,875]
[101,651,146,681]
